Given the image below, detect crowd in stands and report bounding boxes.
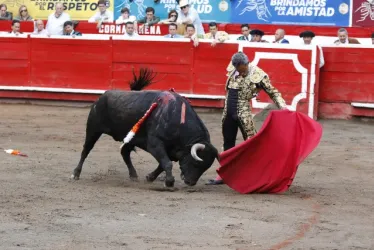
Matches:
[1,0,374,46]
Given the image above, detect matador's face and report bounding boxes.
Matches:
[236,64,249,77]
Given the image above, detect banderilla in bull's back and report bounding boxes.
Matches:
[71,67,219,189]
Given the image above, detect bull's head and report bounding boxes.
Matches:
[179,142,219,186]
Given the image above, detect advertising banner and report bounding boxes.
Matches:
[4,0,114,20]
[352,0,374,27]
[230,0,351,27]
[113,0,231,23]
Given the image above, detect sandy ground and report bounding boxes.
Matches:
[1,103,374,250]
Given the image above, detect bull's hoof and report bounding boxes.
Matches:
[146,174,156,183]
[70,174,79,180]
[164,178,175,188]
[130,176,139,182]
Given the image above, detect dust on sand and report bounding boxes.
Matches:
[1,103,373,250]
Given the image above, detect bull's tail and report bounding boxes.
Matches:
[129,67,158,91]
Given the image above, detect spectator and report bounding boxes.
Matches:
[250,29,268,43]
[176,0,204,36]
[9,19,21,35]
[33,19,48,35]
[158,10,178,24]
[46,2,71,35]
[0,4,12,20]
[299,30,325,68]
[88,0,113,23]
[14,5,33,21]
[123,21,139,38]
[273,28,289,44]
[184,24,199,47]
[115,7,136,25]
[334,28,360,45]
[203,22,229,47]
[237,24,252,42]
[138,7,160,30]
[371,32,374,45]
[63,21,82,36]
[164,23,182,38]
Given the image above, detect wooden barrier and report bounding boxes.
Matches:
[0,35,320,119]
[1,35,374,119]
[319,45,374,119]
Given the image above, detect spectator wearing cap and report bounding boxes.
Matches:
[203,22,229,47]
[123,21,139,38]
[371,32,374,45]
[0,4,12,20]
[250,29,268,43]
[273,28,289,44]
[164,23,182,38]
[299,30,324,68]
[299,30,315,45]
[116,7,136,25]
[334,28,360,45]
[9,20,21,35]
[237,24,252,42]
[176,0,204,36]
[138,7,160,29]
[46,2,71,35]
[63,21,82,36]
[89,0,113,23]
[14,5,33,21]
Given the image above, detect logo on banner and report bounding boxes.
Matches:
[355,0,374,22]
[235,0,272,22]
[235,0,349,23]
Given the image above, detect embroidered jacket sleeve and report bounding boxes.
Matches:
[250,67,287,109]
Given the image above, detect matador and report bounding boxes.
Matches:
[207,52,287,185]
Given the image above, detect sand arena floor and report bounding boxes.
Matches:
[1,103,373,250]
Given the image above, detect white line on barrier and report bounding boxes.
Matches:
[351,102,374,109]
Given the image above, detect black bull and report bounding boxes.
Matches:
[71,69,219,187]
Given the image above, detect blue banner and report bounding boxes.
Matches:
[230,0,351,27]
[114,0,231,23]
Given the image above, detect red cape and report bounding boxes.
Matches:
[216,110,323,194]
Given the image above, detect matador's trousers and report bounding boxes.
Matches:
[222,89,257,151]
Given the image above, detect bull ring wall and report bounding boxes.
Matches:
[0,33,373,120]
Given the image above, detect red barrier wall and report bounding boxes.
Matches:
[1,35,374,120]
[0,36,321,119]
[319,46,374,119]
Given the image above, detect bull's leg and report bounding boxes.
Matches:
[147,138,175,187]
[120,145,139,181]
[146,164,164,182]
[71,131,102,180]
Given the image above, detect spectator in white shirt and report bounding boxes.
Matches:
[46,2,71,35]
[123,21,139,38]
[88,0,113,23]
[176,0,204,36]
[33,19,49,35]
[115,7,136,24]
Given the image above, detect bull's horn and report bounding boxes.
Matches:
[191,143,205,162]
